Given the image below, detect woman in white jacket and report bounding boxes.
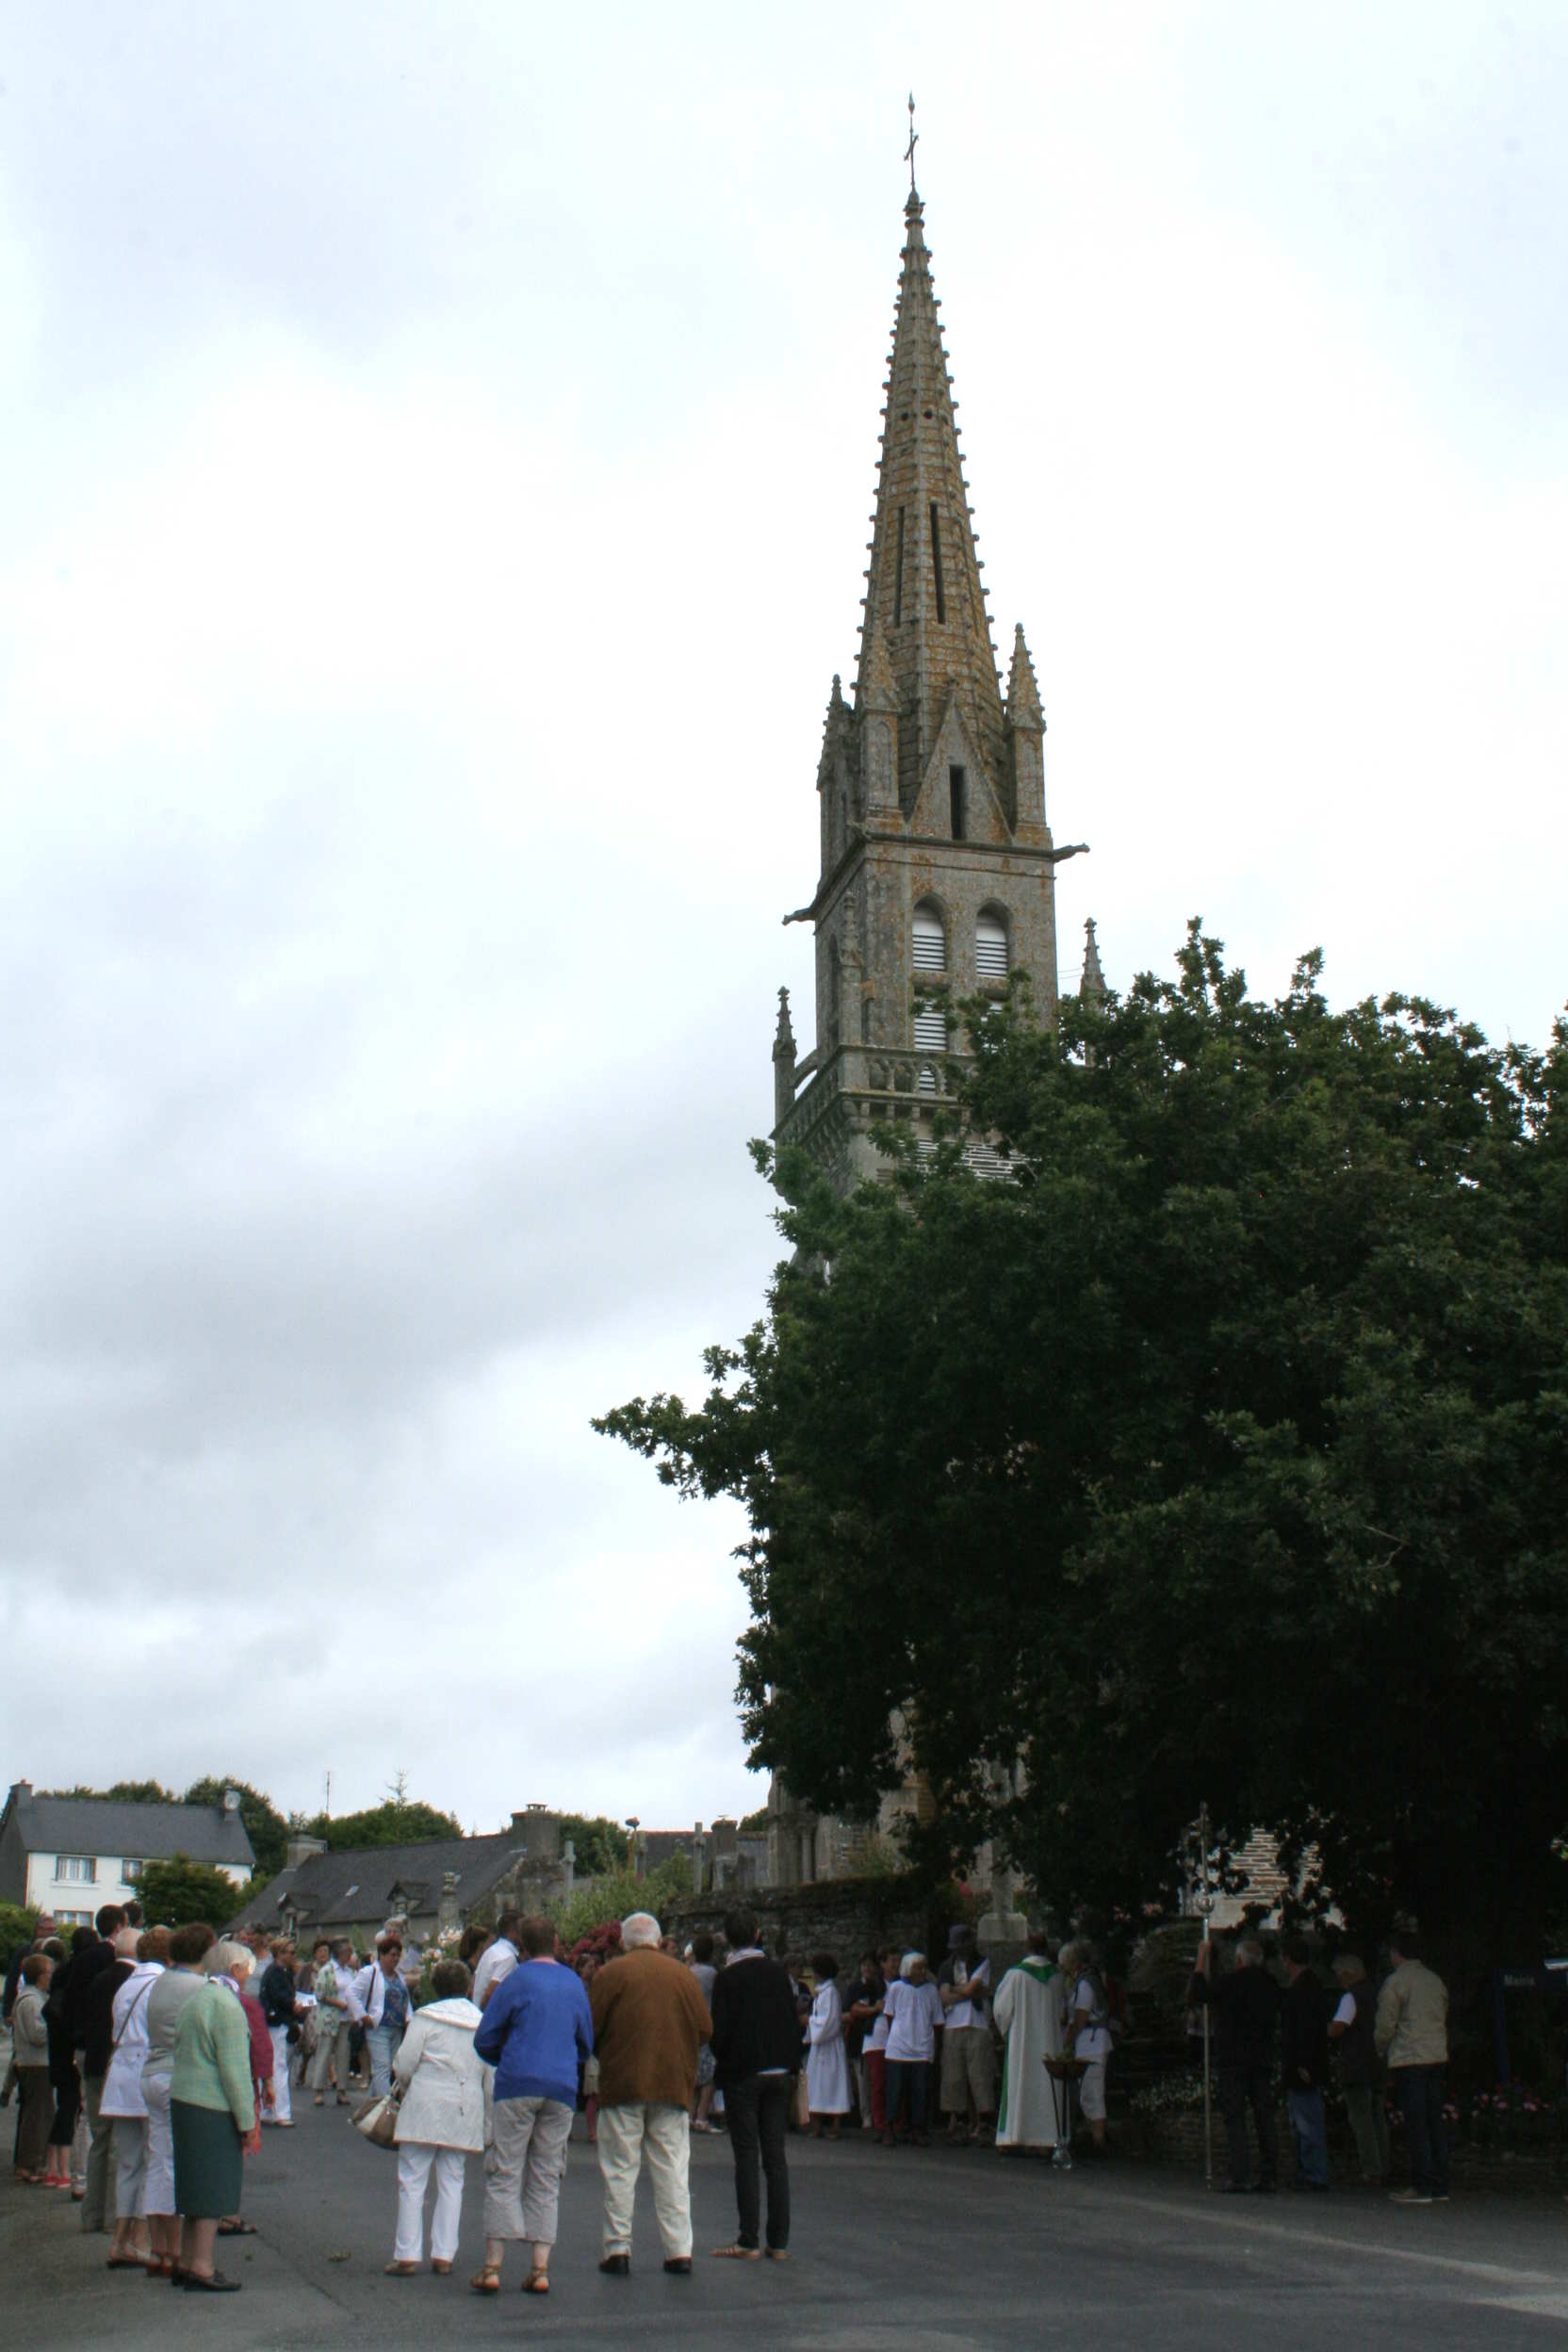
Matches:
[384,1958,490,2276]
[100,1931,167,2269]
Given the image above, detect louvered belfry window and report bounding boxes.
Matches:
[912,904,946,973]
[913,999,948,1054]
[975,912,1008,983]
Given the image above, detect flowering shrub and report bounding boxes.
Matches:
[413,1924,466,2007]
[1130,2071,1209,2119]
[567,1919,623,1967]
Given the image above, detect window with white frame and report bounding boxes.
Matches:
[122,1859,142,1883]
[975,910,1009,984]
[912,903,946,973]
[56,1855,95,1884]
[55,1910,92,1927]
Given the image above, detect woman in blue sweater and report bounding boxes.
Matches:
[470,1919,593,2295]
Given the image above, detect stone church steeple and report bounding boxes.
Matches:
[774,177,1086,1191]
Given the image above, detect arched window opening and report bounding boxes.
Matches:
[912,903,946,974]
[975,911,1009,984]
[918,1063,938,1098]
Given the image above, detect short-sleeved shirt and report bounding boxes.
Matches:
[940,1955,990,2030]
[883,1976,943,2063]
[474,1938,518,2007]
[1072,1976,1113,2060]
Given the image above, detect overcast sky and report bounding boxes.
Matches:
[2,3,1563,1849]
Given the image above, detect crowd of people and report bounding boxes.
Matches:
[1188,1926,1454,2202]
[4,1897,1460,2293]
[2,1897,1118,2291]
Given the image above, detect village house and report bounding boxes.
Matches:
[0,1780,254,1920]
[230,1804,574,1951]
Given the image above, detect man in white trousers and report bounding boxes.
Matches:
[588,1912,713,2275]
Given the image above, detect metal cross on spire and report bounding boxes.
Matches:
[905,91,919,195]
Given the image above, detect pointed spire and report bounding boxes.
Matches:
[1005,623,1043,730]
[817,671,850,787]
[774,984,796,1056]
[1080,918,1105,1003]
[773,987,798,1129]
[855,187,1005,811]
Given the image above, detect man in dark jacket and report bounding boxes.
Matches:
[1329,1953,1388,2182]
[709,1909,801,2261]
[1280,1934,1331,2189]
[72,1906,130,2232]
[1189,1932,1280,2193]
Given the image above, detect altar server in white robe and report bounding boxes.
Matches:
[992,1933,1064,2151]
[805,1955,852,2135]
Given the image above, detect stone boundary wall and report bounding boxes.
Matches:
[666,1875,930,1964]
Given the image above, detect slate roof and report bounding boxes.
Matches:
[639,1829,701,1871]
[232,1831,523,1933]
[4,1788,254,1873]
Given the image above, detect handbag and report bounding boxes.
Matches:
[352,2090,400,2148]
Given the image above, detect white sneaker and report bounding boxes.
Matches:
[1388,2188,1434,2205]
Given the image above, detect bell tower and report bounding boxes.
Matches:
[773,177,1087,1189]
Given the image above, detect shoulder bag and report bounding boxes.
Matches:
[352,2087,400,2148]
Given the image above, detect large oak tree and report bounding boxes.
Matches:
[598,928,1568,1952]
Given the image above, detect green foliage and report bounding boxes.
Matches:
[558,1814,632,1877]
[737,1807,769,1833]
[42,1780,180,1805]
[598,925,1568,1952]
[181,1779,291,1879]
[301,1800,466,1852]
[550,1854,693,1948]
[0,1902,39,1953]
[138,1854,245,1928]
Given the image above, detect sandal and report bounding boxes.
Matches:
[522,2271,550,2294]
[384,2261,420,2275]
[765,2247,791,2261]
[470,2266,501,2295]
[431,2260,452,2275]
[217,2220,257,2236]
[710,2244,761,2260]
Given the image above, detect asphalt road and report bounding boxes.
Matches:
[4,2101,1566,2349]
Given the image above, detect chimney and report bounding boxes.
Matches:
[511,1805,561,1865]
[286,1835,327,1871]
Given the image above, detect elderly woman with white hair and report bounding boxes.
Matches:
[139,1921,217,2278]
[167,1939,262,2293]
[880,1952,943,2148]
[587,1913,713,2275]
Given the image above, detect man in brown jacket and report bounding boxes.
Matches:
[589,1911,713,2274]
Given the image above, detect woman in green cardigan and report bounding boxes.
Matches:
[170,1939,261,2293]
